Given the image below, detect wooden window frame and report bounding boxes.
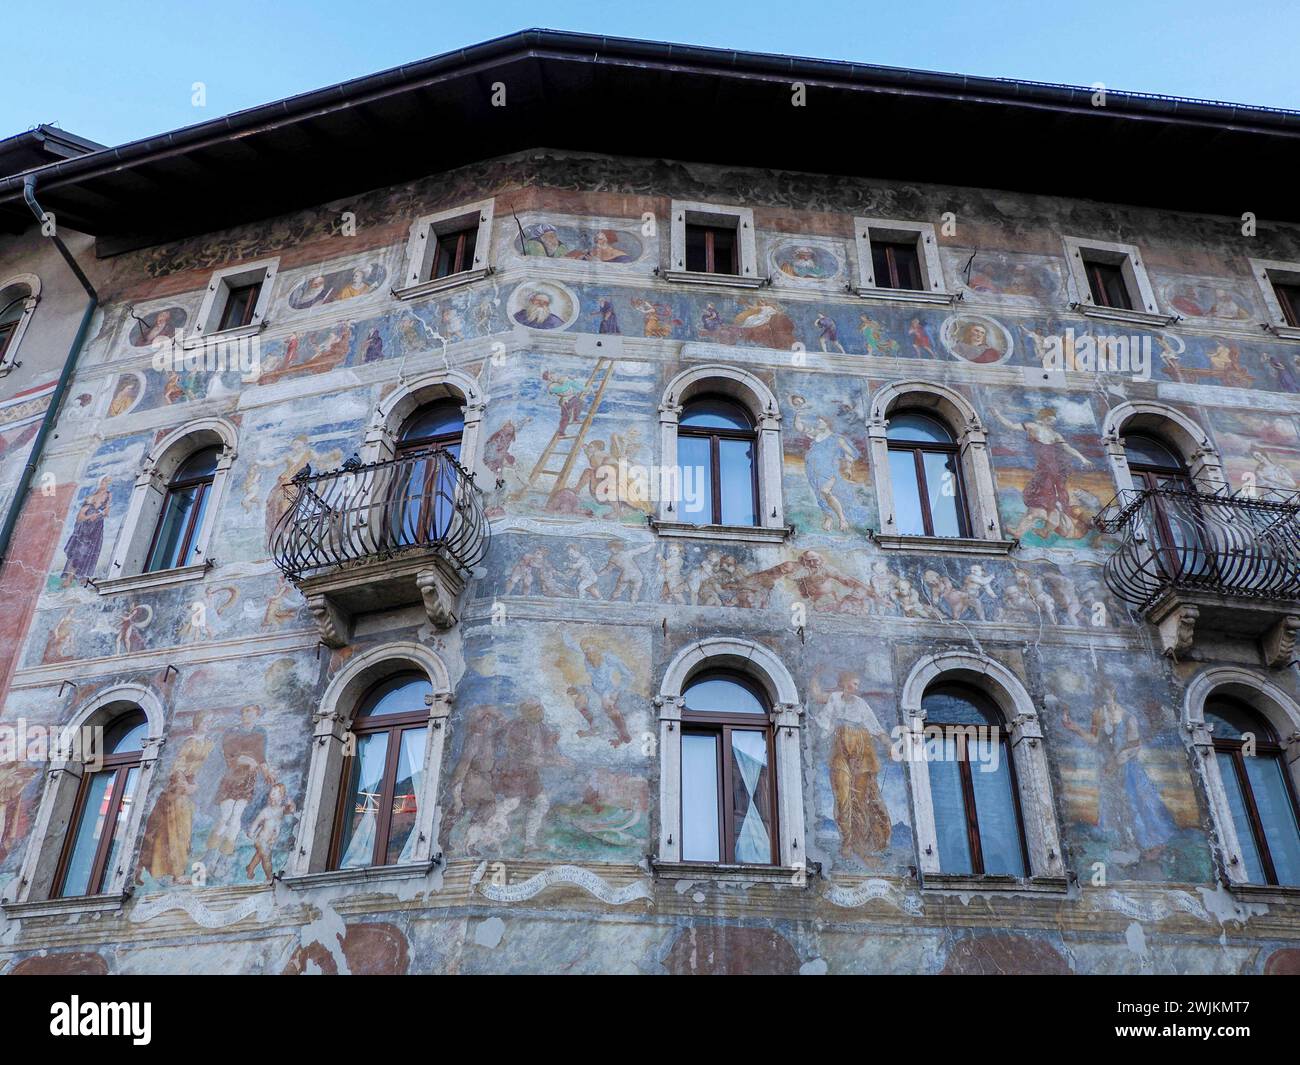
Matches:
[328,673,431,871]
[216,281,262,332]
[1276,281,1300,328]
[925,684,1030,877]
[678,396,759,527]
[871,239,923,291]
[680,671,779,866]
[51,735,144,898]
[431,226,479,281]
[390,402,465,544]
[1083,257,1133,311]
[685,223,740,276]
[143,449,219,573]
[1209,696,1300,887]
[886,413,971,538]
[0,320,17,363]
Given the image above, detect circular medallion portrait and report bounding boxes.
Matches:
[508,280,580,331]
[940,313,1014,366]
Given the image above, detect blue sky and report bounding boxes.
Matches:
[7,1,1299,147]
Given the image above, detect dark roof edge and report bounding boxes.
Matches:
[3,27,1299,203]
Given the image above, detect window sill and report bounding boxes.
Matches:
[659,269,765,289]
[1071,302,1176,328]
[871,532,1017,556]
[95,562,209,596]
[854,285,956,306]
[651,859,810,886]
[2,890,131,920]
[393,268,490,302]
[0,361,15,378]
[277,857,441,891]
[1225,881,1300,904]
[1262,322,1300,342]
[650,518,792,544]
[184,321,264,348]
[920,872,1069,895]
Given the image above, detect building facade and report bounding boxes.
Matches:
[1,32,1300,974]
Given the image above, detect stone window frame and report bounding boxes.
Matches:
[394,198,495,301]
[899,650,1066,890]
[285,641,453,884]
[0,272,41,377]
[1183,666,1300,894]
[98,417,238,595]
[1248,257,1300,341]
[852,217,953,305]
[1060,235,1172,327]
[1100,400,1228,502]
[189,258,278,345]
[360,367,487,483]
[653,637,807,879]
[663,200,763,288]
[867,380,1013,555]
[652,364,789,544]
[4,683,166,913]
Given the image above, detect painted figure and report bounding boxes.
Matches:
[61,476,111,585]
[203,704,270,873]
[992,406,1093,538]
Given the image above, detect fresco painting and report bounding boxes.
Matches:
[286,262,387,310]
[511,218,645,264]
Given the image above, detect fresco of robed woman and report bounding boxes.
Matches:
[138,721,213,883]
[60,476,111,585]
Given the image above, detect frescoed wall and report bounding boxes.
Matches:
[3,148,1300,975]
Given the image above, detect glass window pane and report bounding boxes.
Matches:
[174,446,221,481]
[681,733,720,862]
[386,727,428,865]
[929,740,973,874]
[145,484,202,571]
[1206,700,1274,744]
[401,402,464,443]
[1123,434,1183,471]
[683,676,767,715]
[1218,752,1266,884]
[888,449,926,536]
[730,730,773,864]
[970,744,1025,876]
[337,732,391,869]
[104,712,148,754]
[887,412,954,443]
[922,688,1000,726]
[361,675,433,718]
[98,766,141,892]
[922,450,964,537]
[680,398,752,430]
[677,435,712,524]
[718,437,757,526]
[59,771,117,897]
[1244,756,1300,886]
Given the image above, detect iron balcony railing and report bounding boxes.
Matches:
[1095,484,1300,610]
[270,447,489,582]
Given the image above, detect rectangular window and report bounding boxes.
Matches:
[681,732,721,862]
[431,226,478,280]
[0,321,17,362]
[1083,258,1133,310]
[871,240,922,290]
[1276,281,1300,328]
[685,224,739,275]
[218,282,262,331]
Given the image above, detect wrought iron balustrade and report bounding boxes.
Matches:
[1095,484,1300,610]
[270,447,489,582]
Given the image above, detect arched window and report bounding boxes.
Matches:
[900,651,1065,884]
[392,401,464,545]
[53,710,148,898]
[655,638,806,873]
[1206,696,1300,886]
[867,381,1009,551]
[886,411,969,538]
[677,397,758,528]
[0,286,29,362]
[331,673,433,870]
[922,685,1028,877]
[680,671,777,865]
[287,643,453,881]
[1124,433,1192,491]
[144,445,221,572]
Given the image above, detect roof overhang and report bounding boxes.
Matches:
[3,29,1299,252]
